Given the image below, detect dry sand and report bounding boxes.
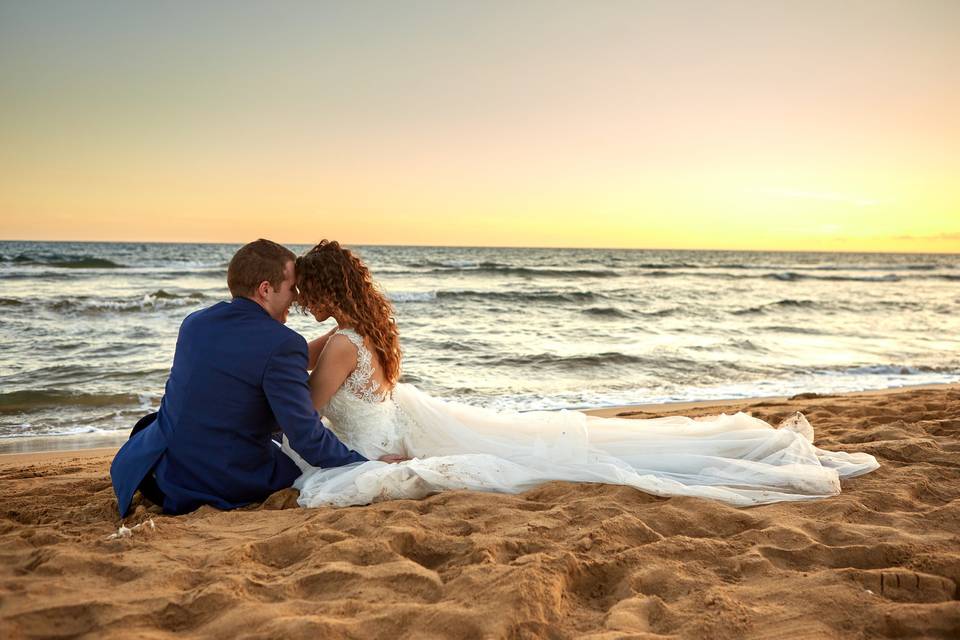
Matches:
[1,384,958,639]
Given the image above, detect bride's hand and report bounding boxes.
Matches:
[378,454,408,464]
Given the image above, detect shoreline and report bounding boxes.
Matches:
[3,381,957,459]
[583,381,960,417]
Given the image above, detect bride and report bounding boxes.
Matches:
[281,240,879,508]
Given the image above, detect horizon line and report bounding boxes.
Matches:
[1,238,959,256]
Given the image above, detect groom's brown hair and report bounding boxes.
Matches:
[227,239,296,298]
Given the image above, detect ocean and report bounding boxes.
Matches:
[1,241,958,448]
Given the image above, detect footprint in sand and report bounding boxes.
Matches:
[837,567,957,603]
[289,560,444,604]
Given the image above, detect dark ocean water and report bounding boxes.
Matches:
[1,241,958,443]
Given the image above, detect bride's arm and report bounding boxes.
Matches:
[307,334,357,411]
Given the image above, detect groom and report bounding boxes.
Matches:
[111,239,370,517]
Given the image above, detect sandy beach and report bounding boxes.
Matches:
[1,384,958,639]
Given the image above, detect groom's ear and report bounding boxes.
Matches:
[255,279,273,299]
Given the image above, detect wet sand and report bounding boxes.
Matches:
[1,384,958,638]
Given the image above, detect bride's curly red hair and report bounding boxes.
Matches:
[295,240,402,386]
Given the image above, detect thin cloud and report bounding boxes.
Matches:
[895,232,960,241]
[752,187,880,207]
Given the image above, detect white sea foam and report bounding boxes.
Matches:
[388,291,438,303]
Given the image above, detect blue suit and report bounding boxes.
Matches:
[110,297,366,516]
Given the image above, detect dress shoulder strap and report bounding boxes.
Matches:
[336,327,365,351]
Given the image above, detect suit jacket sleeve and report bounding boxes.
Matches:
[263,333,367,467]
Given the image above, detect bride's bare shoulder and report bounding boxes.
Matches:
[319,333,359,368]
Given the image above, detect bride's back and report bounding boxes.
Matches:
[319,327,405,459]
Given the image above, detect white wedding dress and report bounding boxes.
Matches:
[282,328,879,508]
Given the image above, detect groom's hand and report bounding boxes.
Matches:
[378,454,408,464]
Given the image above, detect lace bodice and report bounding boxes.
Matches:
[321,328,406,459]
[337,329,385,403]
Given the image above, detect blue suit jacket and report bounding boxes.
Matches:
[110,297,366,516]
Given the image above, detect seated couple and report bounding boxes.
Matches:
[111,239,879,517]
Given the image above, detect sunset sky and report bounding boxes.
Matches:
[1,1,957,251]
